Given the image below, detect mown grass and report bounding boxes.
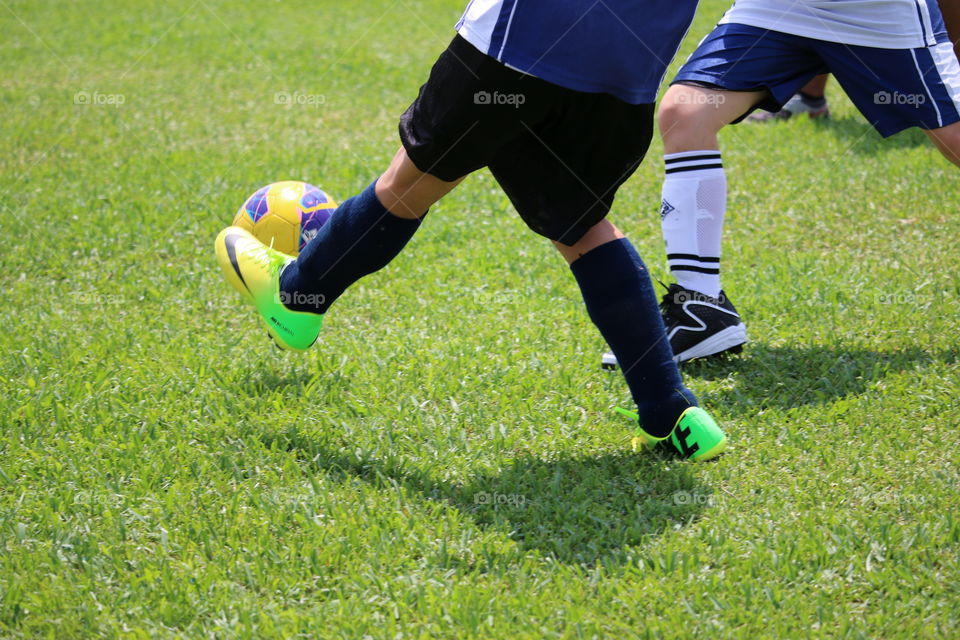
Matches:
[1,0,958,637]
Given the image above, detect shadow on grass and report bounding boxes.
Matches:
[683,343,955,411]
[810,115,931,153]
[259,428,711,566]
[235,363,350,397]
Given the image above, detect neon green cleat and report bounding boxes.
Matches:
[617,406,727,462]
[214,226,323,352]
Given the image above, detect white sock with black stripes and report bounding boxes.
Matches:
[659,150,726,298]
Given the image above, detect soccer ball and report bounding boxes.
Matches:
[232,181,337,256]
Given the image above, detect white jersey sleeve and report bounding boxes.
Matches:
[720,0,945,49]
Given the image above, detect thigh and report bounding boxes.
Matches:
[488,95,654,246]
[659,84,767,147]
[925,120,960,166]
[398,34,554,182]
[816,40,960,137]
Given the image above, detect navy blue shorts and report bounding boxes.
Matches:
[674,23,960,137]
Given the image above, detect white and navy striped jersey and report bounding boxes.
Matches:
[720,0,948,49]
[455,0,700,104]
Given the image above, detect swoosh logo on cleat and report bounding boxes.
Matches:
[224,233,250,292]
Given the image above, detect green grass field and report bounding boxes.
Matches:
[2,0,960,637]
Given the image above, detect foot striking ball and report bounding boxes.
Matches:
[232,181,337,256]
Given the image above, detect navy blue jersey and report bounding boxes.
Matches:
[456,0,700,104]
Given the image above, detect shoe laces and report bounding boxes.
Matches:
[655,278,671,310]
[657,280,682,315]
[241,243,280,273]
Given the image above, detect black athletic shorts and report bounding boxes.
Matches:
[399,35,654,246]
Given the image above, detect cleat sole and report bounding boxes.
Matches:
[675,324,747,364]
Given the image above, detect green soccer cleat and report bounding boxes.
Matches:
[617,406,727,461]
[214,226,323,351]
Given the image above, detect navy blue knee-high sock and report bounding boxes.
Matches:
[280,180,423,313]
[570,238,696,437]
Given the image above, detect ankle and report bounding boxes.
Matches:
[673,280,722,301]
[637,388,697,439]
[279,262,334,314]
[798,91,826,108]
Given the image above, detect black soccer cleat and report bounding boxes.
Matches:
[600,283,747,368]
[659,283,746,363]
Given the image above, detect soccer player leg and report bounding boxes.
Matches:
[563,222,726,460]
[658,84,762,299]
[656,24,825,361]
[489,92,726,458]
[281,33,522,317]
[926,121,960,166]
[217,149,457,352]
[217,35,502,351]
[561,221,695,434]
[376,147,465,218]
[278,148,459,315]
[655,85,758,361]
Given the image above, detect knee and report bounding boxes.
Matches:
[657,92,691,140]
[657,88,720,151]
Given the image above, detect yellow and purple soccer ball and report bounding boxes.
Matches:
[232,181,337,257]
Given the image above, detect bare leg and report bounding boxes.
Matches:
[799,74,830,98]
[375,147,465,219]
[658,84,767,153]
[925,121,960,168]
[553,219,625,264]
